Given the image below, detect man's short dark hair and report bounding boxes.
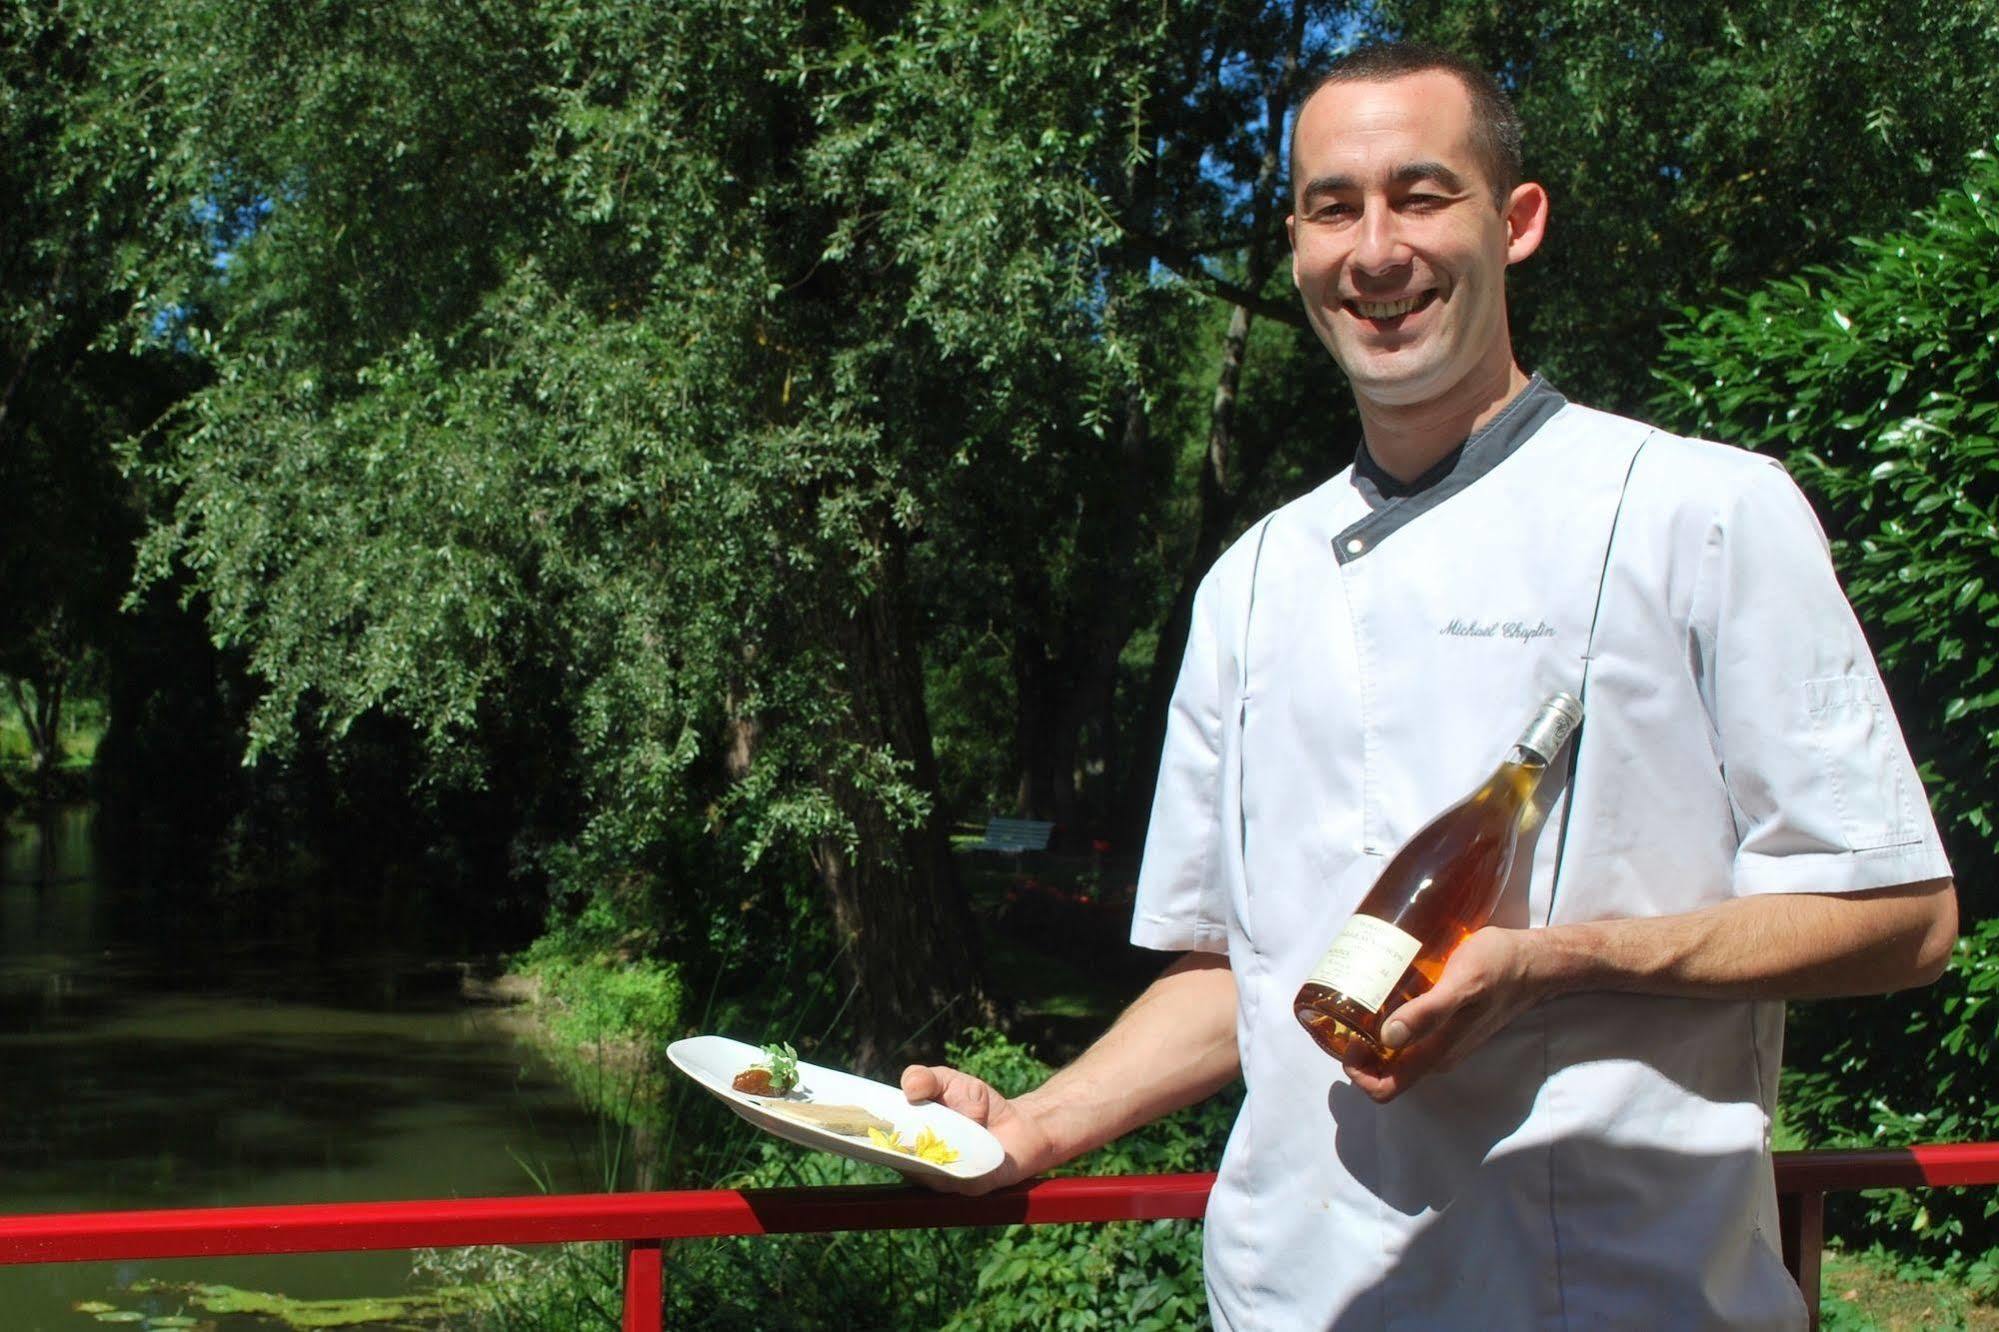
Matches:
[1293,42,1523,206]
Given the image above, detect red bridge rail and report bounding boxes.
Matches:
[1,1149,1993,1331]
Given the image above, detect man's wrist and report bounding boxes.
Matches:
[1008,1084,1079,1175]
[1516,922,1611,1001]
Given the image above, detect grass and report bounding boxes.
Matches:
[0,692,102,771]
[1822,1248,1999,1330]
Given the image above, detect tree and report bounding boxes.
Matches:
[1,3,195,796]
[1657,143,1999,894]
[114,0,1008,1066]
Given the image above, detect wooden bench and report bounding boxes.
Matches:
[968,817,1056,854]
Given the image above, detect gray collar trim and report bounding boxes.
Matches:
[1334,375,1567,565]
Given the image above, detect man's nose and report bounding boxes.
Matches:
[1350,204,1408,275]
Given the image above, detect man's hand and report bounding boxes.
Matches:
[1342,926,1541,1104]
[899,1064,1056,1195]
[898,952,1240,1193]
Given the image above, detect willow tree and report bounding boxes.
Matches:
[109,0,1005,1066]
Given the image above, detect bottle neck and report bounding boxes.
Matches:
[1511,694,1582,768]
[1490,750,1551,804]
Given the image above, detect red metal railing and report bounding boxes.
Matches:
[0,1150,1992,1331]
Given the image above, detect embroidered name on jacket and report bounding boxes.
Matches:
[1439,618,1557,643]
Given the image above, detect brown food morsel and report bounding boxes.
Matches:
[762,1102,894,1137]
[732,1068,776,1096]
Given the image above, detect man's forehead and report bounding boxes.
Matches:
[1292,71,1479,173]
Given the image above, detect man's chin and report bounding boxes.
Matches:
[1334,352,1450,409]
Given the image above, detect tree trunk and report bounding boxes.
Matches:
[816,540,997,1075]
[1012,631,1077,825]
[7,675,64,798]
[1010,388,1152,832]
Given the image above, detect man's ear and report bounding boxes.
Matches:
[1504,182,1549,265]
[1285,213,1300,287]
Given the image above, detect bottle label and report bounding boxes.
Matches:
[1306,915,1423,1014]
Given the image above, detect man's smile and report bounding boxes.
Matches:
[1342,289,1439,326]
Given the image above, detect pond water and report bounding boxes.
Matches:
[0,806,615,1331]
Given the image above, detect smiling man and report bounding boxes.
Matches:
[1287,61,1536,439]
[904,42,1956,1330]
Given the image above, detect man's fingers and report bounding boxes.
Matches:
[900,1063,942,1103]
[1345,1034,1443,1102]
[948,1077,997,1124]
[1343,1059,1399,1102]
[902,1064,1000,1124]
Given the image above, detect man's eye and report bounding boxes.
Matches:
[1403,194,1447,210]
[1312,203,1356,221]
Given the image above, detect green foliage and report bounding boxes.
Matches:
[1659,146,1999,1264]
[1,3,194,789]
[1657,144,1999,889]
[439,1029,1233,1330]
[1819,1242,1999,1330]
[519,945,688,1049]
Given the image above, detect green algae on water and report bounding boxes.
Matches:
[129,1281,476,1330]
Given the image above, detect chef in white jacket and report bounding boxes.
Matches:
[903,40,1958,1331]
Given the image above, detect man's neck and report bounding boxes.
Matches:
[1356,360,1532,484]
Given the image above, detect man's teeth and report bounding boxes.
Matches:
[1355,296,1423,318]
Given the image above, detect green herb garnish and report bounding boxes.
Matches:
[758,1041,799,1093]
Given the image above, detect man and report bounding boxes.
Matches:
[904,42,1957,1330]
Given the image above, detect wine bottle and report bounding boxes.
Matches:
[1294,692,1583,1064]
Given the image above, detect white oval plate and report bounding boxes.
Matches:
[666,1035,1004,1182]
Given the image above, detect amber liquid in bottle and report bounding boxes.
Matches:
[1293,693,1582,1065]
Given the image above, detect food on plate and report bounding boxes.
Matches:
[730,1041,799,1096]
[761,1100,895,1137]
[867,1124,962,1165]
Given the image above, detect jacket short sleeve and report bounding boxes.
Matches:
[1130,571,1232,952]
[1692,458,1951,895]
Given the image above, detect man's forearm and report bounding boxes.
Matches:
[1013,952,1240,1170]
[1348,878,1959,1104]
[1528,878,1958,1004]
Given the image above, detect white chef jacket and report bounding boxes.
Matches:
[1131,381,1950,1331]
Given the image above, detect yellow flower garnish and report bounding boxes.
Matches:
[911,1126,960,1165]
[866,1124,958,1165]
[868,1126,913,1155]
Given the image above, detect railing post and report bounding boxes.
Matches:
[1777,1189,1824,1331]
[622,1238,663,1332]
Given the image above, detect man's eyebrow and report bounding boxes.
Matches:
[1393,161,1467,191]
[1298,174,1357,203]
[1298,163,1469,202]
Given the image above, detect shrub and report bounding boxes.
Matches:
[520,946,688,1050]
[665,1028,1235,1329]
[421,1026,1238,1327]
